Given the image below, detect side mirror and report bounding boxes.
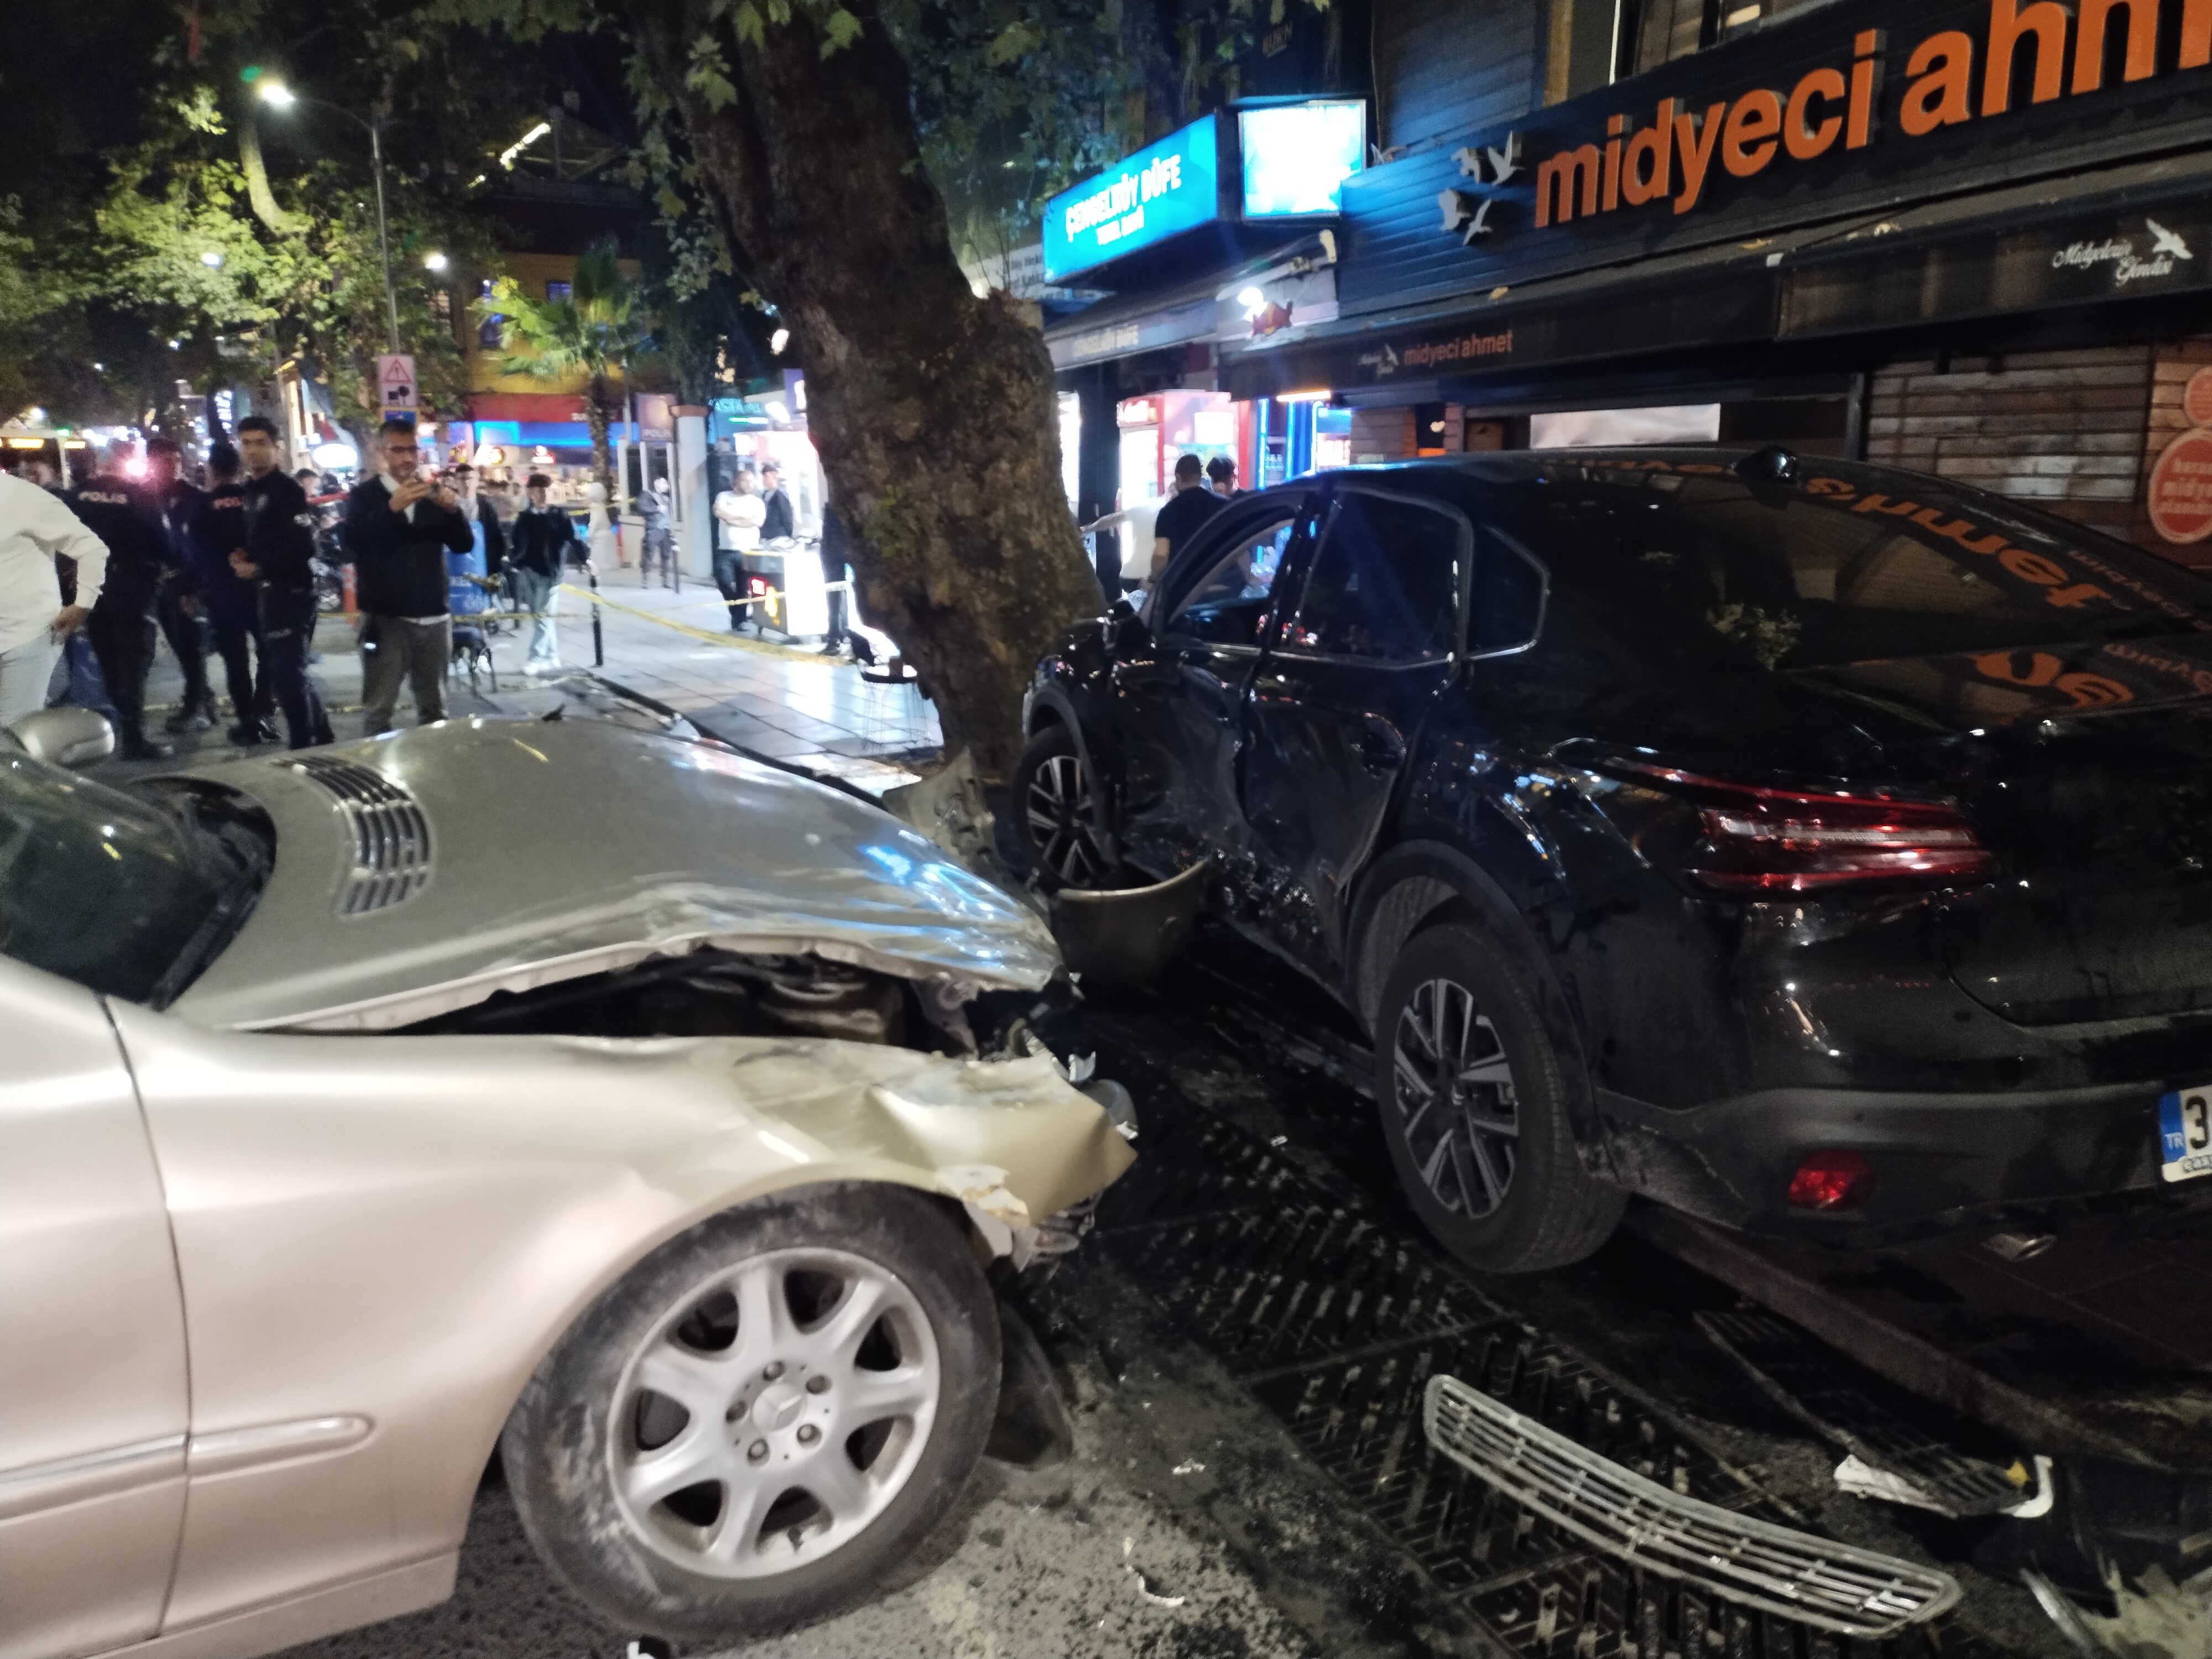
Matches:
[4,707,116,769]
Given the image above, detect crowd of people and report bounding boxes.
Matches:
[0,414,602,755]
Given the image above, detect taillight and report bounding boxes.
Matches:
[1605,763,1994,894]
[1788,1149,1875,1211]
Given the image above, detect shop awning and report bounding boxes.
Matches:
[1778,149,2212,340]
[1045,234,1333,373]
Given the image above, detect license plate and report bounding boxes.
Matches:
[2159,1084,2212,1182]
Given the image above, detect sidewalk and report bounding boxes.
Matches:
[113,571,943,799]
[540,572,941,797]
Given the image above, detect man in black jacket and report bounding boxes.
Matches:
[66,445,173,759]
[341,416,471,734]
[229,417,333,749]
[145,436,216,732]
[193,443,274,745]
[508,473,582,673]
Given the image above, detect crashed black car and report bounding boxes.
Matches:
[1018,448,2212,1271]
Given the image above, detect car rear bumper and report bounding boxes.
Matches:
[1595,1079,2187,1239]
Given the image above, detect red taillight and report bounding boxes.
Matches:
[1608,763,1994,894]
[1788,1149,1875,1211]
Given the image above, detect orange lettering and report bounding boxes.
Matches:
[1536,144,1602,226]
[1903,31,1976,135]
[1910,508,2010,554]
[2056,672,2133,706]
[1849,30,1882,147]
[1786,67,1847,159]
[1723,89,1784,176]
[1623,99,1676,205]
[1975,649,2064,686]
[1672,102,1728,215]
[2000,546,2071,583]
[2073,0,2157,90]
[2043,582,2114,607]
[1604,114,1625,211]
[1984,0,2069,115]
[1854,493,1922,515]
[2185,0,2212,65]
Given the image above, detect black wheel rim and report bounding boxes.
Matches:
[1025,752,1106,887]
[1392,977,1519,1219]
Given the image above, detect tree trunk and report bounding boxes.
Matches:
[238,113,309,237]
[585,373,614,497]
[625,0,1101,782]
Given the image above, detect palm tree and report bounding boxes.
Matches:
[475,240,651,494]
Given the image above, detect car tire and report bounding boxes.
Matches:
[502,1182,1000,1642]
[1374,923,1625,1273]
[1012,724,1112,890]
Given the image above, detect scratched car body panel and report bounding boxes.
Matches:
[0,721,1133,1658]
[1024,450,2212,1255]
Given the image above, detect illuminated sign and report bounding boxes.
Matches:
[1044,117,1222,281]
[1240,102,1366,217]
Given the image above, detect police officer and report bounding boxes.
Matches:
[65,444,171,760]
[194,442,274,745]
[229,416,332,750]
[145,436,217,733]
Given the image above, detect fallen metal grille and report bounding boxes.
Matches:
[1089,1045,2017,1659]
[277,754,433,915]
[1425,1377,1962,1638]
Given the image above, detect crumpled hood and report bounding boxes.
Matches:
[164,717,1060,1031]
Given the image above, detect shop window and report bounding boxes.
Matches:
[1284,493,1463,662]
[1546,0,1626,105]
[1627,0,1843,75]
[1168,513,1300,648]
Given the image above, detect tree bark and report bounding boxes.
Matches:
[624,0,1101,781]
[585,372,613,495]
[238,113,309,237]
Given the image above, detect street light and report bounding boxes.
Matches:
[424,252,448,273]
[258,77,399,353]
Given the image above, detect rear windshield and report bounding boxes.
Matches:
[1491,461,2211,670]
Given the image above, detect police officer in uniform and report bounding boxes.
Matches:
[65,444,172,760]
[194,442,274,744]
[230,416,332,750]
[145,435,216,732]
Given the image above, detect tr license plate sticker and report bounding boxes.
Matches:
[2159,1085,2212,1183]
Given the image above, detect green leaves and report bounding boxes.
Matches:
[983,19,1043,62]
[731,0,764,46]
[820,7,863,55]
[686,33,740,107]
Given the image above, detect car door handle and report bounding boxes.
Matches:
[1358,719,1405,771]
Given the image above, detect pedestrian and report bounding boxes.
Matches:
[509,472,583,674]
[0,469,106,731]
[193,442,274,745]
[760,463,795,543]
[1206,455,1242,497]
[1148,452,1228,583]
[447,463,508,576]
[341,416,471,736]
[65,444,172,759]
[637,475,676,585]
[818,503,853,657]
[711,469,764,634]
[586,479,621,569]
[230,417,333,750]
[145,436,218,733]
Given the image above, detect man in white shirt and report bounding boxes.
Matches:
[0,471,108,729]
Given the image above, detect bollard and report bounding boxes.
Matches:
[590,565,604,667]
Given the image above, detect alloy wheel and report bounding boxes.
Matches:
[609,1246,940,1579]
[1392,977,1520,1219]
[1025,752,1107,886]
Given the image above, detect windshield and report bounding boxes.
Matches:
[1495,459,2212,671]
[0,754,271,1004]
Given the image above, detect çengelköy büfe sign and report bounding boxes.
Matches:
[1044,118,1223,283]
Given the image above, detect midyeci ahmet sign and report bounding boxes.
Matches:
[1338,0,2212,310]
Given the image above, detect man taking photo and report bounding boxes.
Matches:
[341,418,472,735]
[228,418,333,750]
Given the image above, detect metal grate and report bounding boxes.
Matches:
[278,754,434,916]
[1425,1376,1963,1639]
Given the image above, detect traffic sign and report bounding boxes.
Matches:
[377,353,417,413]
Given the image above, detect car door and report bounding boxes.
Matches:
[0,955,190,1659]
[1107,491,1320,877]
[1239,485,1470,977]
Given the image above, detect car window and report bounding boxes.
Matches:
[0,756,269,1004]
[1495,462,2212,670]
[1470,528,1548,655]
[1165,513,1298,648]
[1280,492,1463,662]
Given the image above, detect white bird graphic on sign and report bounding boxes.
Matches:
[2147,218,2193,260]
[1438,189,1496,242]
[1486,136,1523,186]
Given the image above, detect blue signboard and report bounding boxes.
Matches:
[1044,117,1222,282]
[1240,102,1365,217]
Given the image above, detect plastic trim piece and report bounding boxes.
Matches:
[1422,1374,1961,1638]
